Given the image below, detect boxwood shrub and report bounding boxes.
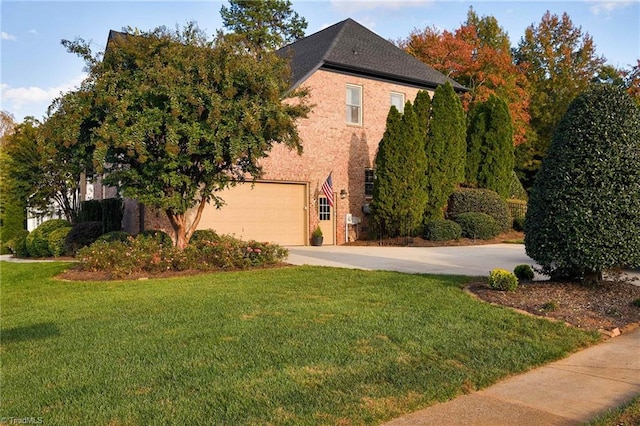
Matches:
[424,219,462,241]
[47,226,72,257]
[447,188,511,232]
[26,219,71,257]
[514,264,535,282]
[7,230,29,257]
[95,231,131,243]
[454,212,501,240]
[488,268,518,291]
[65,221,104,255]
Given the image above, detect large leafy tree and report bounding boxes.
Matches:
[220,0,307,51]
[466,96,514,198]
[401,7,529,145]
[514,11,606,189]
[0,112,25,249]
[371,102,428,237]
[64,24,310,248]
[424,82,466,221]
[524,85,640,284]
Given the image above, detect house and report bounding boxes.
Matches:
[96,18,465,245]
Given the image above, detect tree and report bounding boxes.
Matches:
[514,11,606,189]
[424,82,466,221]
[220,0,307,51]
[64,24,310,248]
[371,102,428,237]
[0,112,25,250]
[401,7,530,145]
[466,96,514,198]
[413,90,431,140]
[524,85,640,284]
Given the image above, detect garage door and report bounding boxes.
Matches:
[197,182,307,246]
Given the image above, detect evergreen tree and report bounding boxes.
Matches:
[371,102,428,237]
[413,90,431,139]
[525,85,640,284]
[424,82,466,221]
[465,102,485,186]
[473,96,514,198]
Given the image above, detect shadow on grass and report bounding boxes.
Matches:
[1,322,60,344]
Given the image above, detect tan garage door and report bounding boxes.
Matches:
[197,182,307,245]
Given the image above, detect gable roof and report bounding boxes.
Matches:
[277,18,466,92]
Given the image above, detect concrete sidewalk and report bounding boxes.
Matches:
[384,327,640,426]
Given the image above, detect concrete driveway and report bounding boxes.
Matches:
[286,243,541,278]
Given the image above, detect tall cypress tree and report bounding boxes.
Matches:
[466,95,514,198]
[424,82,466,221]
[371,102,427,237]
[478,96,514,198]
[414,90,431,139]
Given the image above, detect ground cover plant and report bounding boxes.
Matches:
[1,262,598,425]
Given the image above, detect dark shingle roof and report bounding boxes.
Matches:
[277,18,466,91]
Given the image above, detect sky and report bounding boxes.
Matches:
[1,0,639,122]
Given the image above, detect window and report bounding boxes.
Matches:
[390,92,405,113]
[365,168,375,198]
[346,85,362,125]
[319,197,331,221]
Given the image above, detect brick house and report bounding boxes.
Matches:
[98,18,465,245]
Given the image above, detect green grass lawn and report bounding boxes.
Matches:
[0,262,599,425]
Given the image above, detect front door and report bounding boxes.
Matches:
[318,196,335,245]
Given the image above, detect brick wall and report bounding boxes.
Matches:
[261,69,432,243]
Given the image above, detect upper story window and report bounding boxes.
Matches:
[346,85,362,125]
[390,92,405,113]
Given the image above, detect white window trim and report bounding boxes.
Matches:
[346,84,363,126]
[390,91,405,113]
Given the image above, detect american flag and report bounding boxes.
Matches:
[322,172,334,207]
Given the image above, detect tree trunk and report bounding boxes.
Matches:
[165,198,208,250]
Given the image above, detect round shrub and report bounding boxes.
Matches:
[190,229,220,244]
[447,188,511,232]
[8,230,30,257]
[424,219,462,241]
[64,221,104,255]
[95,231,131,243]
[514,264,535,282]
[512,215,526,232]
[454,212,500,239]
[139,229,173,245]
[26,219,71,257]
[525,85,640,282]
[47,226,72,257]
[488,268,518,291]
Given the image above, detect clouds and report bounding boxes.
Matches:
[1,74,86,120]
[588,0,635,15]
[1,32,17,41]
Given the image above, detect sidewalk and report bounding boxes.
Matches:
[384,326,640,426]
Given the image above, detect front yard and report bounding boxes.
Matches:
[1,262,598,424]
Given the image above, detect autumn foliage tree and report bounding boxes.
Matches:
[401,7,529,145]
[64,24,310,248]
[514,11,606,189]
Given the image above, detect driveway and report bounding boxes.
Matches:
[286,243,541,278]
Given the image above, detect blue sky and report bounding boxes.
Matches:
[1,0,639,122]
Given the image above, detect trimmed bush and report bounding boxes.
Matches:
[190,229,220,244]
[77,233,288,278]
[447,188,511,232]
[488,268,518,291]
[78,200,103,223]
[95,231,131,243]
[525,85,640,282]
[139,229,173,245]
[65,221,104,255]
[454,212,501,240]
[424,219,462,241]
[26,219,71,257]
[48,226,72,257]
[512,215,525,232]
[102,198,124,233]
[7,230,29,257]
[514,264,535,282]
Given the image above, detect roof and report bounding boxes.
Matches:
[277,18,467,92]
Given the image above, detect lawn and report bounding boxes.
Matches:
[0,262,599,425]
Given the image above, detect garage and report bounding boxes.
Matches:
[196,181,308,246]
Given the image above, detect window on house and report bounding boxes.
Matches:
[346,85,362,125]
[390,92,405,113]
[365,168,375,198]
[319,197,331,221]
